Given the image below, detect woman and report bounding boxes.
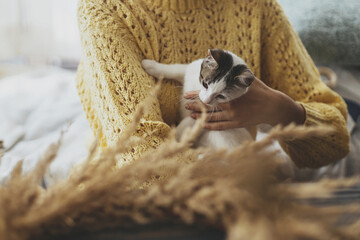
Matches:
[76,0,349,168]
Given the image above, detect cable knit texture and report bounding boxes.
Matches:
[76,0,350,168]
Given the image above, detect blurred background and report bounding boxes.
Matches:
[1,0,360,71]
[1,0,359,118]
[280,0,360,66]
[1,0,360,69]
[0,0,80,73]
[0,0,359,184]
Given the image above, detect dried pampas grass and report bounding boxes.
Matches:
[0,87,359,240]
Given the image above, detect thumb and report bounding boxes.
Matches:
[184,90,200,99]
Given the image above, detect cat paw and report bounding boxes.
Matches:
[141,59,163,78]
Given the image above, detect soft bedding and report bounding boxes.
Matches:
[0,68,91,185]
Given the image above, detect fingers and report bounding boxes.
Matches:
[204,121,239,131]
[216,101,231,110]
[183,90,200,99]
[185,101,217,112]
[188,111,241,130]
[190,111,230,122]
[187,109,243,130]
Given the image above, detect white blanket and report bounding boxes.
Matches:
[0,68,91,185]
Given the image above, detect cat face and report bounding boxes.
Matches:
[198,49,255,106]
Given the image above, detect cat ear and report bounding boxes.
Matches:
[209,48,226,65]
[205,49,219,69]
[235,70,255,87]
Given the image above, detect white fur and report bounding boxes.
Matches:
[141,59,187,83]
[227,51,246,66]
[142,52,253,151]
[199,80,227,104]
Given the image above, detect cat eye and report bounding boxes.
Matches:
[202,82,208,89]
[216,94,226,99]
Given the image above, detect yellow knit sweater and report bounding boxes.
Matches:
[76,0,349,168]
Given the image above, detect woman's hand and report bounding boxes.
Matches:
[184,78,305,130]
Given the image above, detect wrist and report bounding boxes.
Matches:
[270,90,305,126]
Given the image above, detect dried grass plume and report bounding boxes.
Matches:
[0,86,359,240]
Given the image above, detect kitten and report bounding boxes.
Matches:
[142,49,255,150]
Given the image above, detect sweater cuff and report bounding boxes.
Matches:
[297,102,328,127]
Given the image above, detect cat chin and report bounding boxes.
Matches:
[199,99,227,107]
[198,90,207,103]
[199,94,238,106]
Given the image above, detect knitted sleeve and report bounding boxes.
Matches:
[260,0,350,168]
[77,0,171,163]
